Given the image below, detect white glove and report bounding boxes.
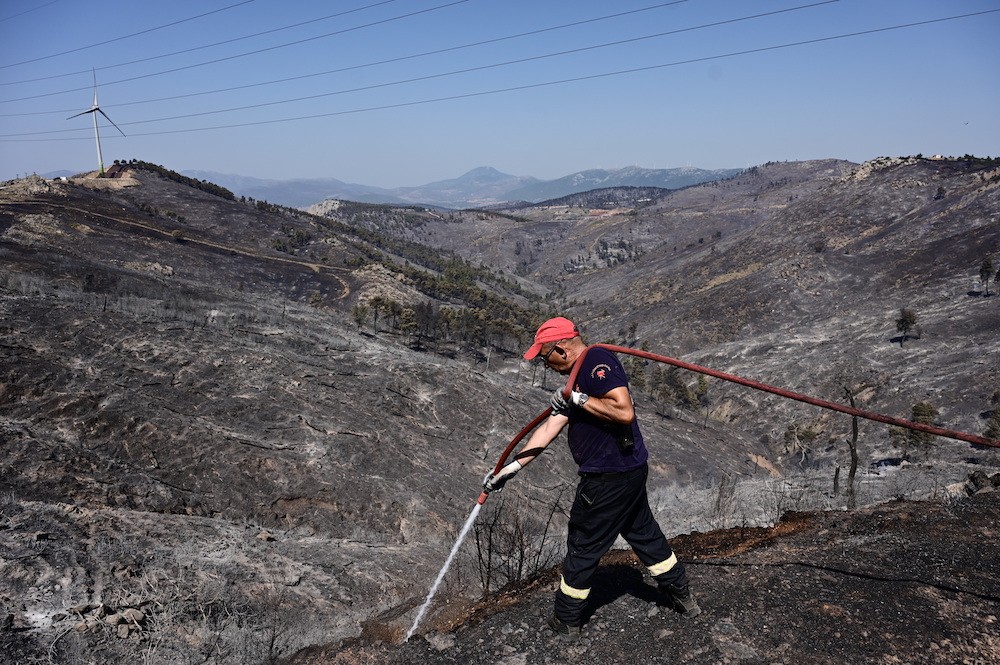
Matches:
[483,460,522,493]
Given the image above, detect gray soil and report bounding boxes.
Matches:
[2,157,999,664]
[291,485,1000,664]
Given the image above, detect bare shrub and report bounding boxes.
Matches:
[473,489,567,595]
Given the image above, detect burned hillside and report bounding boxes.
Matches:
[2,156,999,664]
[289,484,1000,665]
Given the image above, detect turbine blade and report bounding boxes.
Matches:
[67,109,95,120]
[97,107,126,137]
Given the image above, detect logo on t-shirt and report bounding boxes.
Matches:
[591,363,612,381]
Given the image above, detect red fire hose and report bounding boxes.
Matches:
[477,344,999,505]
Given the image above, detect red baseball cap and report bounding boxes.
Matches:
[523,317,579,360]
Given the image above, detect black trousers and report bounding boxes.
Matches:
[554,463,688,624]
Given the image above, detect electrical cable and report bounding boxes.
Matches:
[0,0,64,24]
[4,8,995,143]
[0,0,258,70]
[1,0,686,88]
[0,0,693,114]
[0,0,404,86]
[2,2,847,136]
[0,9,1000,142]
[0,0,473,104]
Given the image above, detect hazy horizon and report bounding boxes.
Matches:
[2,0,998,186]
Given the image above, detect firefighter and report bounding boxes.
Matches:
[484,317,700,639]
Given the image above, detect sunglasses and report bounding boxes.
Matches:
[540,342,564,363]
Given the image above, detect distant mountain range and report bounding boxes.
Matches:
[180,165,742,209]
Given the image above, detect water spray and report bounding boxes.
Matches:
[404,502,483,642]
[405,344,999,641]
[404,408,552,642]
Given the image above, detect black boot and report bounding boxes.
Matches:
[547,614,582,641]
[550,588,586,640]
[658,583,701,619]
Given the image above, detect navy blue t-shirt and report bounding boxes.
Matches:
[567,347,648,473]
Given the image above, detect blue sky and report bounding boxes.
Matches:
[1,0,998,186]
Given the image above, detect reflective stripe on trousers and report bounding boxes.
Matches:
[554,464,686,624]
[648,552,678,577]
[560,575,590,600]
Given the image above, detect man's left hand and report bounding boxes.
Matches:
[550,389,589,415]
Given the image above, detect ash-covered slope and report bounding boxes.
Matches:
[359,156,1000,465]
[2,156,998,664]
[570,157,1000,464]
[290,486,1000,665]
[0,169,769,664]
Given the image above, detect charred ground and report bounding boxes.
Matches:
[291,484,1000,665]
[2,156,999,663]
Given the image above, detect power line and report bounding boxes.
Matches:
[0,0,404,86]
[0,0,64,24]
[28,1,843,134]
[0,0,473,104]
[0,0,693,117]
[0,0,257,70]
[6,0,839,127]
[5,9,993,143]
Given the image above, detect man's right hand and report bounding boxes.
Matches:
[483,460,522,493]
[550,389,570,415]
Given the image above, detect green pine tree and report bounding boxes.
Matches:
[980,257,995,296]
[895,308,917,346]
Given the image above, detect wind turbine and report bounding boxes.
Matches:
[67,70,125,177]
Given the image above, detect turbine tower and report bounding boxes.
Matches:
[67,71,125,177]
